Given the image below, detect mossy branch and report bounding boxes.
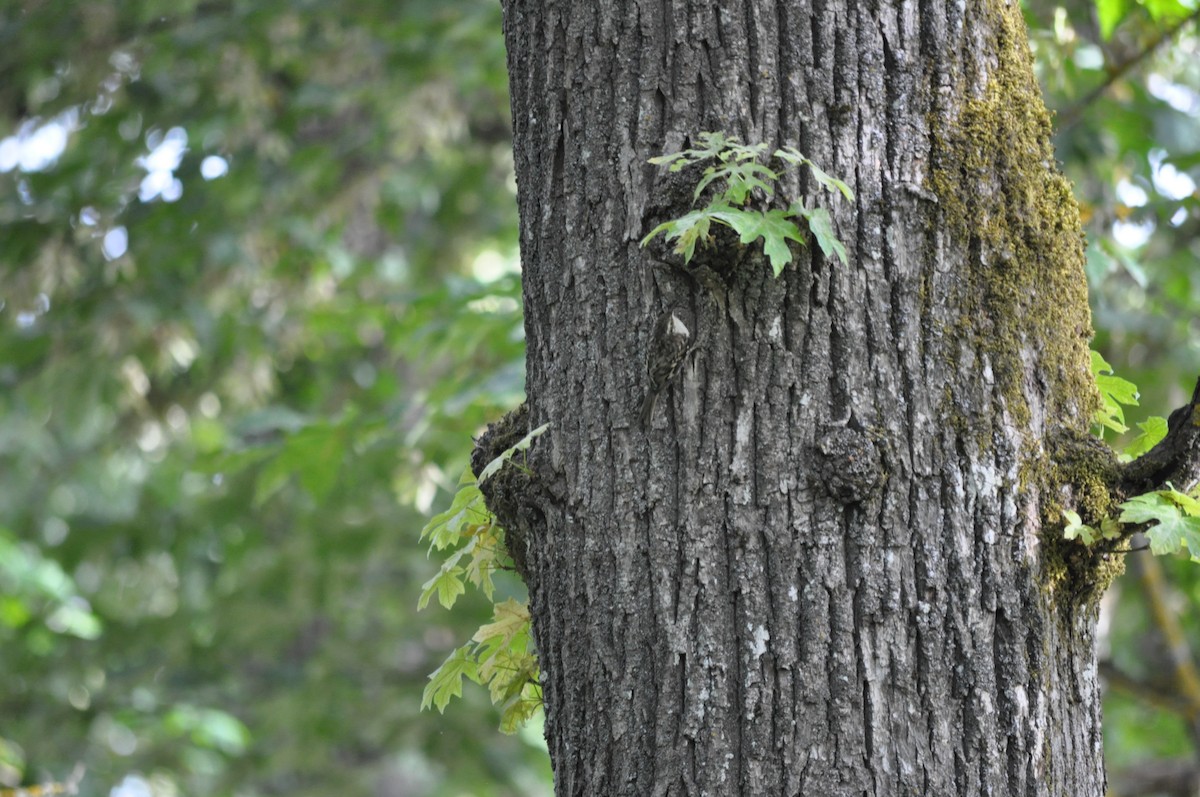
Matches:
[1118,376,1200,496]
[1053,358,1200,564]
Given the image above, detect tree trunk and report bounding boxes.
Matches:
[497,1,1111,794]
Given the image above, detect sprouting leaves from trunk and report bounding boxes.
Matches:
[642,132,853,275]
[417,423,549,732]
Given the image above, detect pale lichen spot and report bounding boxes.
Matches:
[768,314,782,341]
[749,624,770,658]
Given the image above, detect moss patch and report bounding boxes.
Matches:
[928,3,1099,432]
[1033,430,1127,604]
[927,4,1118,604]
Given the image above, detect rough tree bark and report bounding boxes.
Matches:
[485,1,1129,795]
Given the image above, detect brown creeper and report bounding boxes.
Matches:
[640,309,691,425]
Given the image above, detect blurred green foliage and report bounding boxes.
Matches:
[0,1,543,795]
[1,1,1199,795]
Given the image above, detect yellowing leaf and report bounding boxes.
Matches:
[463,524,503,598]
[485,651,538,703]
[472,598,530,646]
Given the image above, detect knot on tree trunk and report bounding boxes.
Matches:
[1045,377,1200,604]
[470,402,546,580]
[813,425,884,504]
[1032,430,1125,605]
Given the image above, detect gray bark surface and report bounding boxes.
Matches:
[499,1,1107,794]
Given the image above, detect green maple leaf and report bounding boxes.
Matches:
[793,204,848,265]
[498,689,543,735]
[647,131,731,169]
[696,161,778,204]
[476,423,550,483]
[711,208,806,274]
[1091,350,1139,435]
[1119,492,1200,558]
[642,208,715,263]
[1063,509,1099,545]
[417,560,466,610]
[1095,0,1129,38]
[422,646,480,713]
[1125,416,1169,458]
[806,161,855,200]
[419,470,486,550]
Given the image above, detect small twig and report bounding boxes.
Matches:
[1134,553,1200,716]
[1100,660,1194,716]
[1056,8,1200,133]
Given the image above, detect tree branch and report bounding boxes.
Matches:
[1100,659,1197,717]
[1055,8,1200,133]
[1109,757,1200,797]
[1118,376,1200,495]
[1132,552,1200,715]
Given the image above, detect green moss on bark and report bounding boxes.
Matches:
[928,4,1119,607]
[1025,430,1126,604]
[928,3,1099,432]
